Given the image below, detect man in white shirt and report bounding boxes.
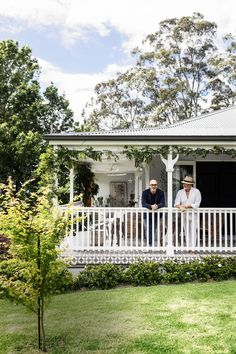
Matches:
[174,176,201,250]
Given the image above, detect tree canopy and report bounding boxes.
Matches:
[0,40,74,189]
[83,13,236,130]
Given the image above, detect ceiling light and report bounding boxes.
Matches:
[107,173,127,177]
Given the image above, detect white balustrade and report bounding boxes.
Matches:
[59,206,236,254]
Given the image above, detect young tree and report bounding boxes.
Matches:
[83,13,236,129]
[0,178,69,352]
[0,234,11,260]
[0,40,74,190]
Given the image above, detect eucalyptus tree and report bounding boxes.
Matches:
[0,40,74,190]
[209,33,236,109]
[82,68,146,130]
[83,13,236,129]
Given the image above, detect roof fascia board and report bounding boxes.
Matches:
[48,140,236,151]
[45,135,236,142]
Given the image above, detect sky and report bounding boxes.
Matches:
[0,0,236,123]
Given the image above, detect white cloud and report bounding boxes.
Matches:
[38,58,130,122]
[0,0,235,48]
[0,0,236,124]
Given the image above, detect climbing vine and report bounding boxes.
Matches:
[123,145,170,167]
[35,146,120,204]
[35,143,236,203]
[123,145,236,167]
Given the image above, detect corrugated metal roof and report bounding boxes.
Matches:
[44,105,236,140]
[155,106,236,136]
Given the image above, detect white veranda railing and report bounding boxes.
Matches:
[60,207,236,253]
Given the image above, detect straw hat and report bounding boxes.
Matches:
[181,176,194,185]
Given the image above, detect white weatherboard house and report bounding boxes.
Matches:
[44,106,236,265]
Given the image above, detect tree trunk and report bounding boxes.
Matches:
[37,233,41,350]
[38,296,41,350]
[41,296,46,352]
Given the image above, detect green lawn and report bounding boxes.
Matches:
[0,281,236,354]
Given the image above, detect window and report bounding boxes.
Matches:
[110,182,127,207]
[173,162,195,198]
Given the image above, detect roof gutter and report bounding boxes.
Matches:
[43,134,236,142]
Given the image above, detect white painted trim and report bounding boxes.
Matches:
[144,163,150,188]
[53,145,58,207]
[69,167,74,203]
[47,140,236,149]
[175,160,196,187]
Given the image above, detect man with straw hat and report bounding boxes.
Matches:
[174,176,201,251]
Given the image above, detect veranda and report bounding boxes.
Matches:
[60,206,236,265]
[45,107,236,265]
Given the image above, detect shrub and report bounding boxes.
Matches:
[77,263,123,289]
[224,256,236,277]
[162,261,194,284]
[53,268,75,293]
[186,260,209,282]
[202,256,232,281]
[66,256,236,291]
[124,260,162,286]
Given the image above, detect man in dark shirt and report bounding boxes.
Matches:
[142,179,165,246]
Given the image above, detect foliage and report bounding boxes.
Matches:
[123,145,236,167]
[202,255,233,280]
[83,13,236,130]
[0,178,68,351]
[0,234,11,261]
[74,163,99,206]
[52,268,75,294]
[124,145,170,166]
[161,260,202,283]
[123,260,162,286]
[82,69,146,130]
[70,256,236,290]
[0,40,74,190]
[35,146,100,205]
[77,263,123,289]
